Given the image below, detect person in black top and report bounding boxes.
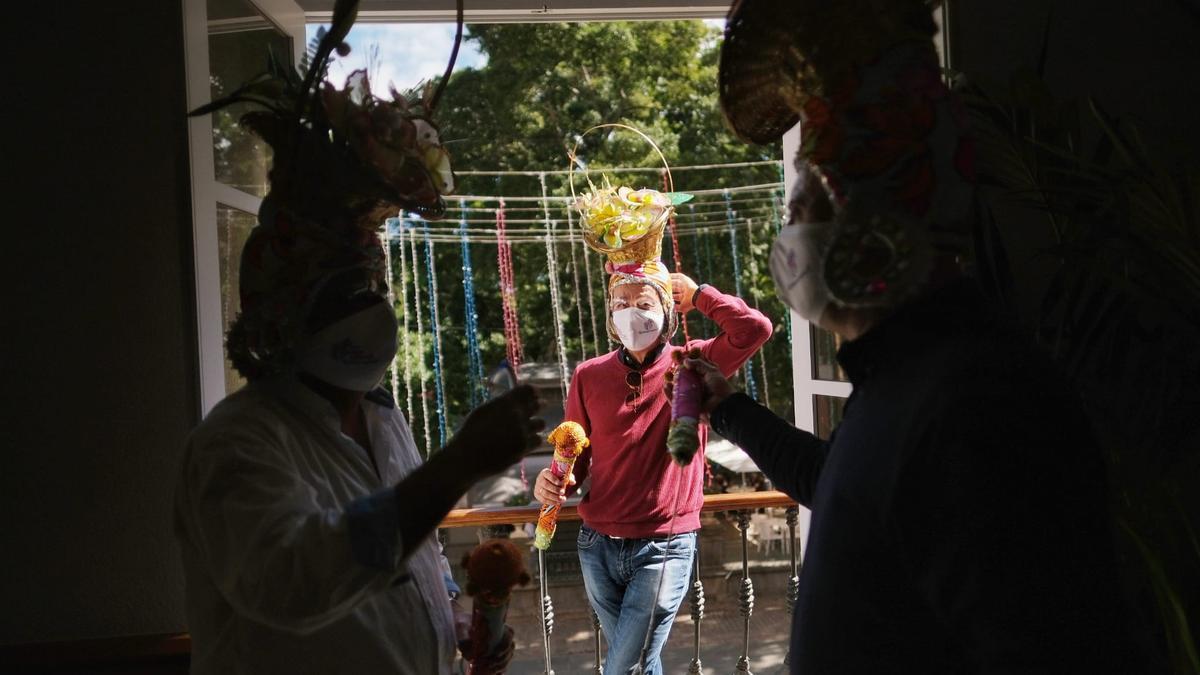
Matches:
[687,274,1141,672]
[699,0,1144,671]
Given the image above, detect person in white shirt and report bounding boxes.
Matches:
[176,223,541,674]
[178,11,537,668]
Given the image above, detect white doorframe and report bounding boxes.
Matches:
[782,124,854,435]
[184,0,305,416]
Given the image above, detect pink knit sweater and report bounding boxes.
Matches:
[565,285,772,538]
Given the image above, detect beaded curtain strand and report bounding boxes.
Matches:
[694,203,715,338]
[539,173,571,403]
[745,217,771,409]
[774,163,794,349]
[581,236,602,356]
[423,223,449,449]
[724,189,760,400]
[395,226,414,423]
[408,226,433,457]
[459,201,486,407]
[662,170,691,344]
[494,200,529,491]
[690,227,706,338]
[496,200,524,371]
[564,205,589,361]
[382,225,402,411]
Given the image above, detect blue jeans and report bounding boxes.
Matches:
[576,525,697,674]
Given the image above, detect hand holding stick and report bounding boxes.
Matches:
[534,421,589,550]
[460,539,530,674]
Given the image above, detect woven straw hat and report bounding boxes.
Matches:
[718,0,940,145]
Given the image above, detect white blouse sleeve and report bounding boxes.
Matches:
[178,429,407,635]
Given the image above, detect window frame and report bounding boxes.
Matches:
[184,0,305,415]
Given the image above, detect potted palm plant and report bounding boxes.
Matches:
[959,64,1200,673]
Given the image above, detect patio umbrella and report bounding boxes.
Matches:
[705,437,761,474]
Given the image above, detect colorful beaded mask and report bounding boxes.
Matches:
[720,0,976,309]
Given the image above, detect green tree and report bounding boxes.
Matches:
[393,21,795,453]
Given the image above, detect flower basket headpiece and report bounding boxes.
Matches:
[189,0,466,379]
[718,0,975,310]
[568,124,693,342]
[569,124,693,264]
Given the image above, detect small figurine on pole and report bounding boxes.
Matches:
[460,539,530,674]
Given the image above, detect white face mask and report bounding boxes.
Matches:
[611,307,664,352]
[769,221,837,325]
[297,300,398,392]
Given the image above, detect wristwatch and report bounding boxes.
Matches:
[692,284,710,306]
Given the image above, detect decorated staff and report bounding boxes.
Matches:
[534,421,590,550]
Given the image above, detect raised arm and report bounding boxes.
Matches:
[686,282,773,376]
[178,429,408,634]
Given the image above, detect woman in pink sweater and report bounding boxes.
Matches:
[535,264,771,673]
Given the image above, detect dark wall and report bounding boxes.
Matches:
[950,0,1200,168]
[948,0,1200,310]
[2,1,197,644]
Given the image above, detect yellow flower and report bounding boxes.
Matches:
[575,182,670,248]
[619,211,651,240]
[629,189,670,208]
[603,227,622,248]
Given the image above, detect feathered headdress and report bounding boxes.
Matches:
[190,0,466,379]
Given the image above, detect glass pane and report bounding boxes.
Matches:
[811,323,849,382]
[813,394,846,439]
[207,0,292,196]
[216,203,256,393]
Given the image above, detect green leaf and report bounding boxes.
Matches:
[666,192,694,205]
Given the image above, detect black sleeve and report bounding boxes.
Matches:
[893,384,1138,673]
[709,393,829,507]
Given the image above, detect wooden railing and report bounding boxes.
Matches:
[441,489,795,528]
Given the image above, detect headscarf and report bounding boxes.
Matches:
[604,259,678,343]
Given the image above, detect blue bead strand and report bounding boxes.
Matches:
[724,189,759,401]
[423,223,449,448]
[459,201,486,408]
